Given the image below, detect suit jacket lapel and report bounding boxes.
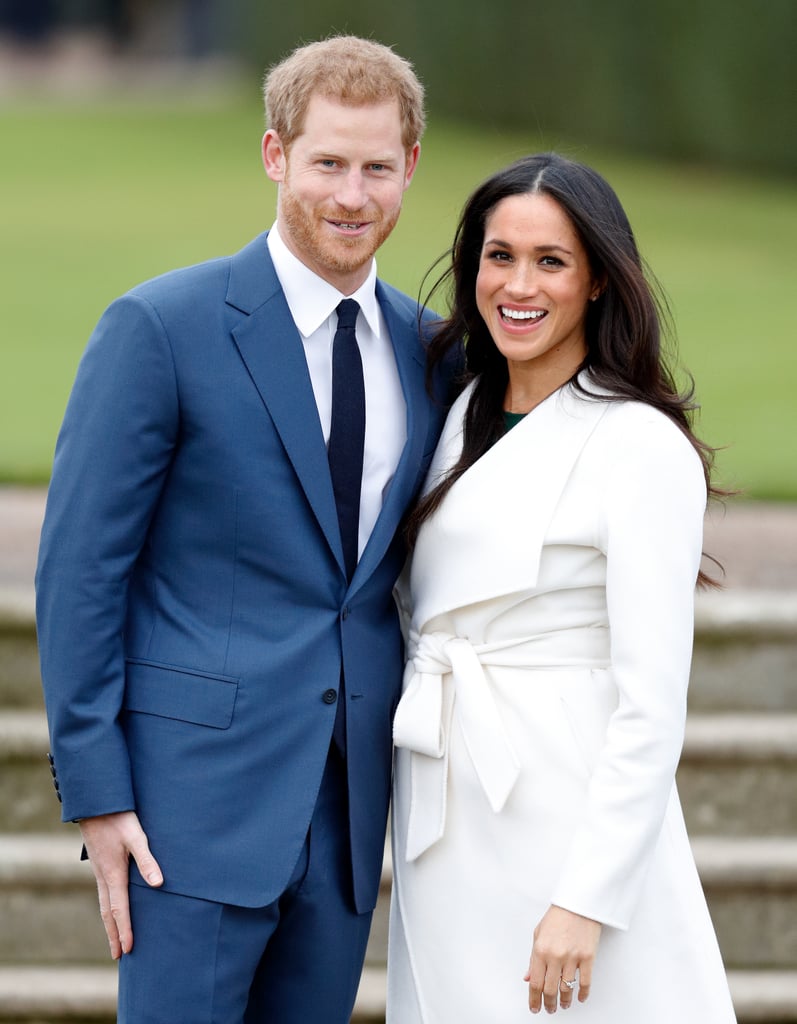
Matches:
[227,234,345,573]
[350,284,430,593]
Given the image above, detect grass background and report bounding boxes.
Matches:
[1,96,795,497]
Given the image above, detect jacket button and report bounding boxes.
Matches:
[322,689,338,704]
[341,606,350,620]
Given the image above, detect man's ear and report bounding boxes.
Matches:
[262,130,287,183]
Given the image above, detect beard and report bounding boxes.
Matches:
[278,185,401,283]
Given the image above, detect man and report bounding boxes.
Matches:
[36,36,456,1023]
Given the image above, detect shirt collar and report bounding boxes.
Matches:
[267,222,382,339]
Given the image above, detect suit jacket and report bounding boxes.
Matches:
[35,232,454,914]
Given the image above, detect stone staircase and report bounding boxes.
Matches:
[680,590,797,1023]
[1,576,796,1021]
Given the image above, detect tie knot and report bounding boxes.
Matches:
[336,299,360,331]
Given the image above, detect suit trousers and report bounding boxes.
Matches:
[117,745,373,1023]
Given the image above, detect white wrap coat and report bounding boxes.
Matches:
[387,378,736,1022]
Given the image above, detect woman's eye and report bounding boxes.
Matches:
[540,255,564,267]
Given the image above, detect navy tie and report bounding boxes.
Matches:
[328,299,364,757]
[328,299,365,582]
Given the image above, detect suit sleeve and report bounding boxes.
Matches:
[549,409,707,929]
[35,292,179,822]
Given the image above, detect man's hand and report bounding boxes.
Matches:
[79,811,163,959]
[524,905,602,1014]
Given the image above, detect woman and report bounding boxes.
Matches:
[387,154,736,1021]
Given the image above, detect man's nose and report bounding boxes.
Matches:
[334,171,368,212]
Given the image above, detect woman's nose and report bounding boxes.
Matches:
[505,264,538,298]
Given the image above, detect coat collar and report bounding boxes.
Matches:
[410,378,610,628]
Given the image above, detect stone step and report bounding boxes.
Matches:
[0,965,794,1023]
[3,835,797,971]
[0,964,387,1023]
[0,712,54,833]
[0,593,42,711]
[0,835,105,965]
[692,837,797,971]
[690,591,797,711]
[5,708,796,837]
[679,713,797,836]
[728,971,797,1024]
[2,589,797,710]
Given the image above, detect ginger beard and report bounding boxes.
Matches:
[278,179,401,282]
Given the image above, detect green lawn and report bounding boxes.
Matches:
[1,98,795,497]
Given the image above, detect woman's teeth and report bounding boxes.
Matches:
[500,308,546,321]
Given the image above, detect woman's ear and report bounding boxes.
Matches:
[589,275,607,302]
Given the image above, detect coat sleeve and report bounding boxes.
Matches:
[35,292,179,822]
[549,407,707,929]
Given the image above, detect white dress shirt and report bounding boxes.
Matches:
[267,223,407,560]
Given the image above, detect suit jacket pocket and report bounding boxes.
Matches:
[124,658,239,729]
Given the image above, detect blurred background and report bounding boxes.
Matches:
[1,0,795,498]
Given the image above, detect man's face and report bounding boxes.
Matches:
[263,94,420,293]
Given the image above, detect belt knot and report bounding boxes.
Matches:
[393,629,521,861]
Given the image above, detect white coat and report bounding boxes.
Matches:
[387,377,737,1023]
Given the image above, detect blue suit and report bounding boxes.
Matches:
[36,233,454,1015]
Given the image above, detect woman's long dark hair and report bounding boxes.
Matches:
[407,153,724,586]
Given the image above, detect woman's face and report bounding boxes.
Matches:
[475,191,598,382]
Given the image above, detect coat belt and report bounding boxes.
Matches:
[393,626,610,862]
[393,629,526,862]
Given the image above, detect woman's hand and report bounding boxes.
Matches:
[524,905,602,1013]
